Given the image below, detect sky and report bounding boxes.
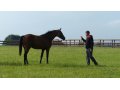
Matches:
[0,11,120,40]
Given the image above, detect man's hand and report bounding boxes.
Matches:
[81,36,83,39]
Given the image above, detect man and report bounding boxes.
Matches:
[81,31,98,65]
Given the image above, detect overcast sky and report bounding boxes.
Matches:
[0,11,120,40]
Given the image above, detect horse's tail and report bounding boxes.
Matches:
[19,36,24,56]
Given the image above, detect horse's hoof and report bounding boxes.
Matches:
[24,63,29,65]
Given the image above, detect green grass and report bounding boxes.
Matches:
[0,46,120,78]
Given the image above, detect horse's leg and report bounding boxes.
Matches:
[24,51,27,65]
[24,47,30,65]
[40,49,44,64]
[46,48,50,64]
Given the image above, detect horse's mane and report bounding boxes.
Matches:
[40,31,52,37]
[40,30,58,37]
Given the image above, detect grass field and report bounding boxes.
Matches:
[0,46,120,78]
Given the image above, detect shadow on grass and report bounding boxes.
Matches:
[0,62,23,66]
[53,63,86,68]
[53,63,107,68]
[97,65,107,67]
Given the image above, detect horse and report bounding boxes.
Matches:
[19,28,65,65]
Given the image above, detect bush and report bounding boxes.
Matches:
[3,34,21,45]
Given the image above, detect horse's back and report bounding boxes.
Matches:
[23,34,35,42]
[22,34,51,49]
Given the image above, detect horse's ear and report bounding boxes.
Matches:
[60,28,61,31]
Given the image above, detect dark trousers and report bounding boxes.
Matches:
[86,48,98,65]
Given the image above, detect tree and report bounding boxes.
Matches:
[3,34,21,45]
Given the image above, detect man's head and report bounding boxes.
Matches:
[86,31,90,36]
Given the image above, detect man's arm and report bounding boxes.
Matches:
[81,36,86,42]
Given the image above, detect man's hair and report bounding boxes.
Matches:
[86,31,90,34]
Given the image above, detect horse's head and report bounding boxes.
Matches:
[56,28,65,40]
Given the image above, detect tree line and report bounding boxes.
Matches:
[3,34,21,45]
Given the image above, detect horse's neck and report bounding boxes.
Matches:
[49,33,57,41]
[46,32,57,41]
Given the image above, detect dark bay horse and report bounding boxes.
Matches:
[19,28,65,65]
